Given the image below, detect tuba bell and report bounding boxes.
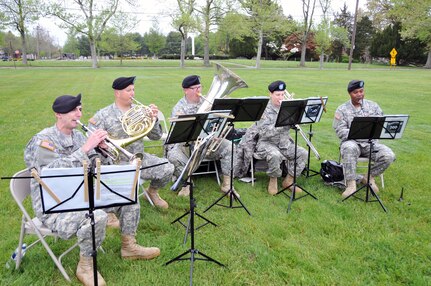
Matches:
[197,63,248,153]
[197,63,248,113]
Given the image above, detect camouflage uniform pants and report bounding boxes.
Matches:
[167,139,232,178]
[340,140,396,181]
[104,203,141,236]
[139,152,174,189]
[44,209,108,257]
[255,143,308,178]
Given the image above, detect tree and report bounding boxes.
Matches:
[0,0,42,64]
[144,25,166,58]
[50,0,124,68]
[331,3,353,62]
[239,0,284,69]
[215,11,249,55]
[353,16,375,62]
[172,0,196,67]
[298,0,317,67]
[315,0,332,69]
[106,11,139,64]
[163,31,182,54]
[392,0,431,68]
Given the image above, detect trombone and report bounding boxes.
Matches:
[284,90,321,160]
[77,120,143,164]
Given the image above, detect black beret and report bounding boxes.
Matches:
[52,94,82,113]
[268,80,286,92]
[182,75,200,88]
[112,76,136,90]
[347,80,364,93]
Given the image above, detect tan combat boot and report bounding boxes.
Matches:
[361,176,379,193]
[282,175,303,193]
[121,235,160,260]
[106,213,120,229]
[342,180,357,198]
[76,254,106,286]
[178,185,190,197]
[146,187,169,209]
[221,175,240,198]
[268,177,278,195]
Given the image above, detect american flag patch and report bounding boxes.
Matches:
[40,140,55,151]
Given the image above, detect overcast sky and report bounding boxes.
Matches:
[36,0,364,46]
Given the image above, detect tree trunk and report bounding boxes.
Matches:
[319,53,324,69]
[300,32,307,67]
[255,29,263,69]
[90,40,98,68]
[20,31,28,65]
[180,36,186,68]
[203,24,210,67]
[425,49,431,69]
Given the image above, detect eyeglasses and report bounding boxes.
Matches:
[188,85,202,90]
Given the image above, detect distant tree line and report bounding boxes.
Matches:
[1,0,429,67]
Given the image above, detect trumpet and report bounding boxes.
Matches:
[283,90,321,160]
[77,120,143,164]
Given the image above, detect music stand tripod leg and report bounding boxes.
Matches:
[165,181,224,285]
[342,140,387,212]
[276,127,317,213]
[204,123,251,215]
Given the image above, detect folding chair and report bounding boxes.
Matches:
[338,151,384,188]
[192,159,221,185]
[9,169,78,282]
[250,154,287,187]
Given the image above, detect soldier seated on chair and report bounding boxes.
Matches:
[333,80,396,198]
[255,80,308,195]
[167,75,238,198]
[89,76,174,209]
[24,93,161,286]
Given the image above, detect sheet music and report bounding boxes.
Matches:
[40,164,139,213]
[380,114,409,139]
[300,96,328,124]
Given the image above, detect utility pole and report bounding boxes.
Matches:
[348,0,359,70]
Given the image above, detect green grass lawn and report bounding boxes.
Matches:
[0,60,430,285]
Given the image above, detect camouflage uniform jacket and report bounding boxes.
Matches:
[256,101,293,151]
[24,125,102,224]
[171,96,205,118]
[89,103,163,163]
[333,99,383,145]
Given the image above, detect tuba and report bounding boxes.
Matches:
[197,63,248,153]
[196,63,248,113]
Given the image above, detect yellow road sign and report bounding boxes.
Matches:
[390,48,397,58]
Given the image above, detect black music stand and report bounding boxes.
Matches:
[301,97,327,178]
[342,115,409,212]
[166,112,226,241]
[203,97,269,215]
[35,162,141,286]
[274,99,318,213]
[166,131,224,285]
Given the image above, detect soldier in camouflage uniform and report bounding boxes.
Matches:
[333,80,395,198]
[89,76,174,209]
[24,94,160,286]
[167,75,236,197]
[255,80,308,195]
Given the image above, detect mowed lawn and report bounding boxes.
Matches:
[0,61,430,285]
